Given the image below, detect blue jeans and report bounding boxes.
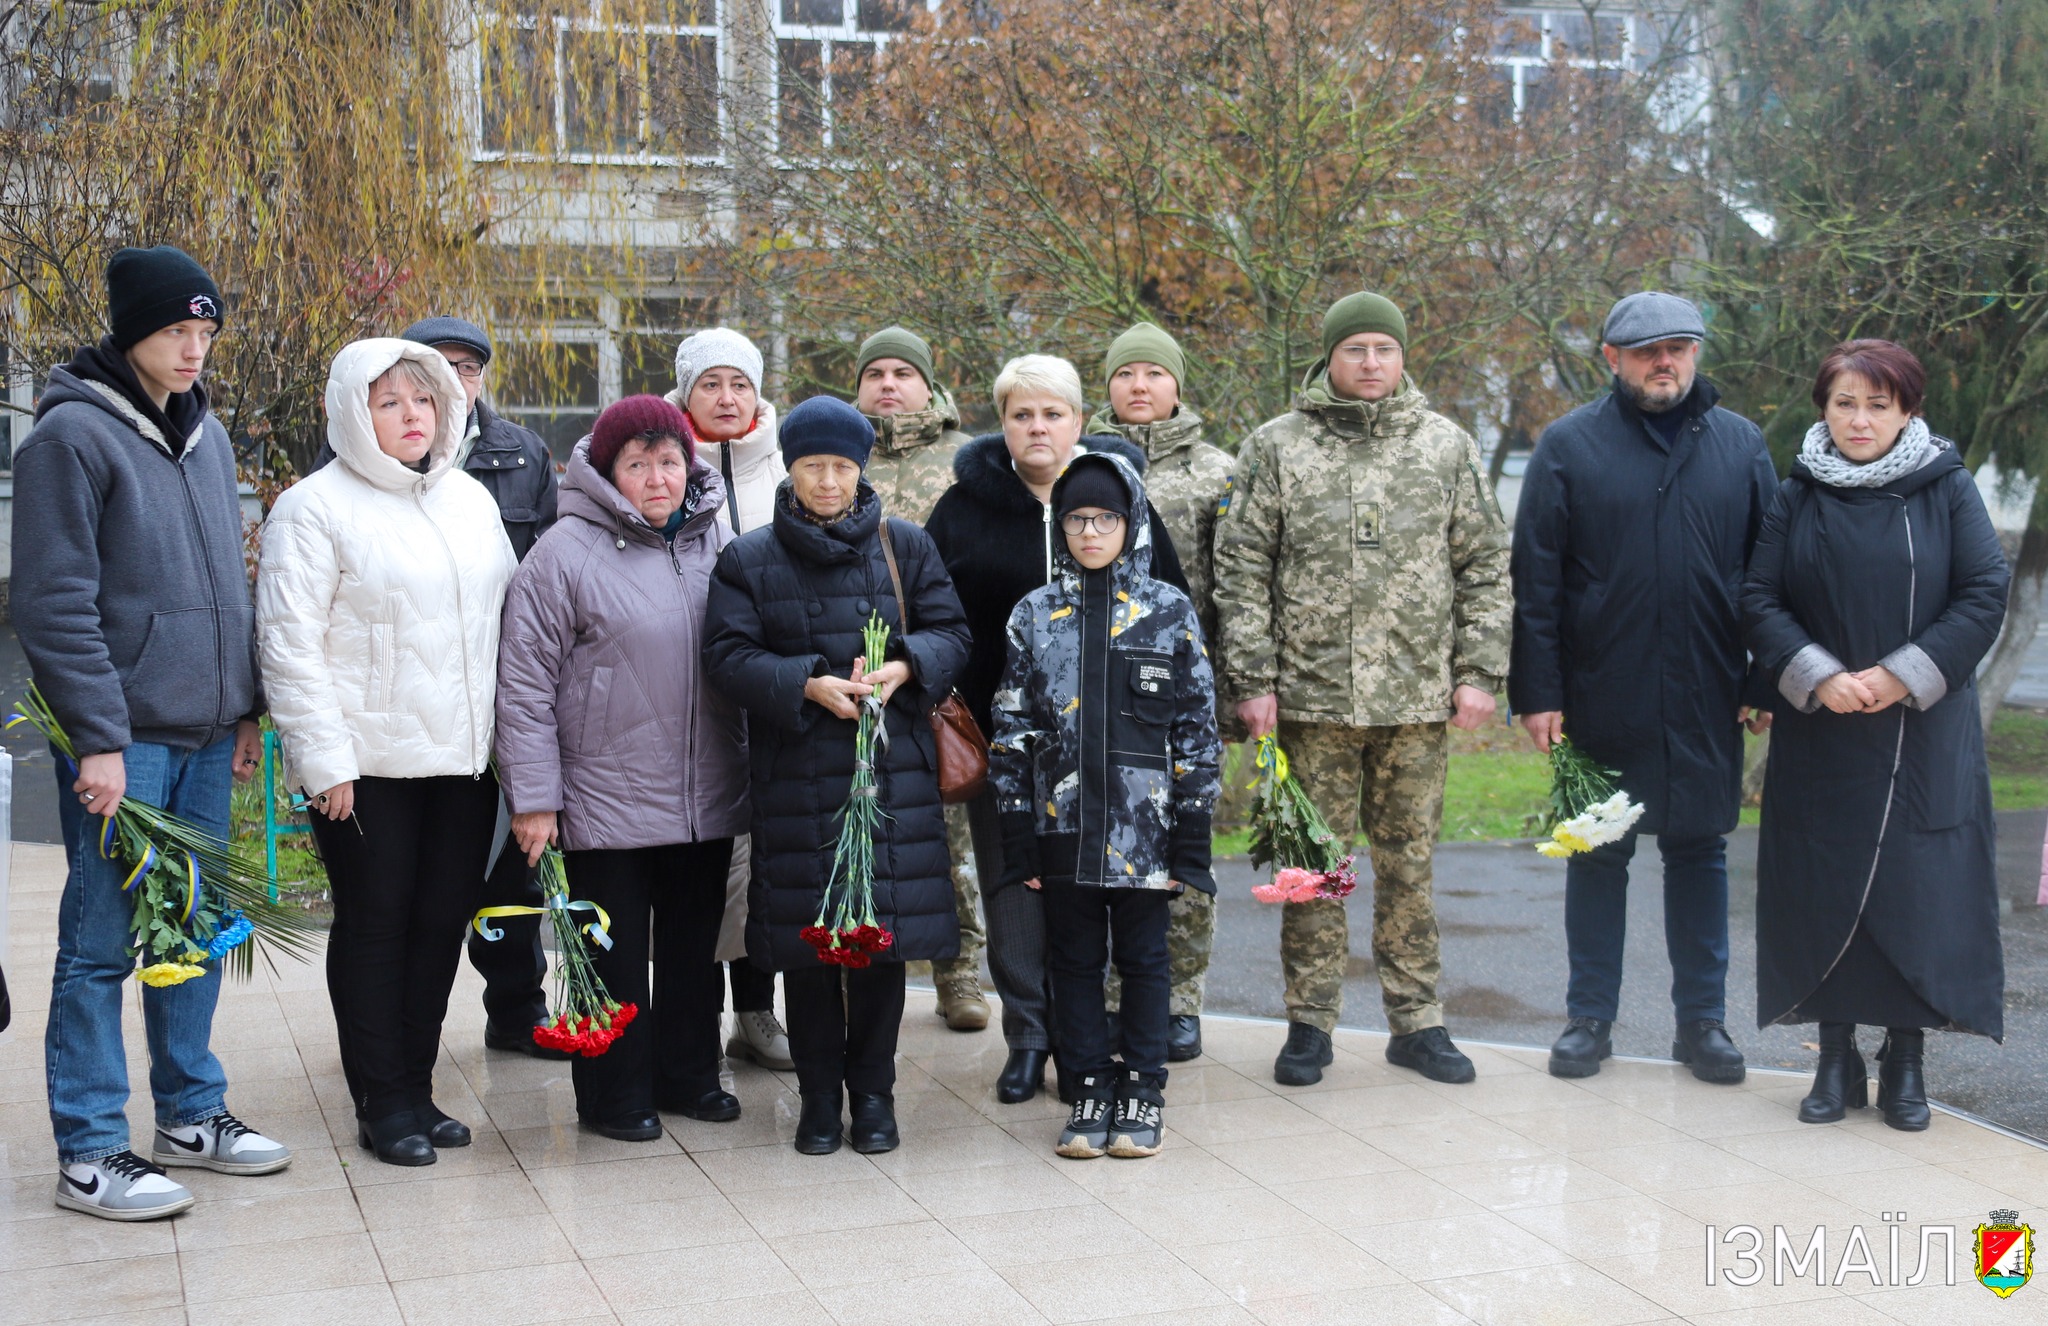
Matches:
[1564,831,1729,1025]
[46,738,233,1163]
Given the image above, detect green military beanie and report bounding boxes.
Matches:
[1103,321,1186,388]
[1321,292,1408,358]
[854,326,936,391]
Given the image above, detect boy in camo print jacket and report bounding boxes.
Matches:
[988,452,1220,1160]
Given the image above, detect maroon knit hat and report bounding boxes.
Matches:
[589,394,692,476]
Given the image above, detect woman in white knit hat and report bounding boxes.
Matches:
[665,327,793,1072]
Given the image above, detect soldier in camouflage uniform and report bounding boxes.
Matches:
[1087,323,1234,1061]
[854,326,989,1032]
[1212,292,1511,1087]
[989,452,1219,1158]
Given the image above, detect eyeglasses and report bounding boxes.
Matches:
[1334,344,1400,363]
[446,360,484,379]
[1060,512,1124,535]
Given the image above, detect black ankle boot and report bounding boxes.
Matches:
[1875,1029,1929,1131]
[360,1110,435,1167]
[417,1101,472,1148]
[848,1092,899,1154]
[1798,1023,1867,1124]
[795,1090,844,1155]
[996,1049,1049,1104]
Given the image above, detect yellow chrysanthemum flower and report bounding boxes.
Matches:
[1554,829,1593,854]
[137,961,207,987]
[1536,841,1572,859]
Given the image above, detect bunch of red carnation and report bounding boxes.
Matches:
[801,923,894,968]
[533,1000,640,1057]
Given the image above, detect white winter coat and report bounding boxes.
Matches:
[257,339,517,794]
[663,392,786,537]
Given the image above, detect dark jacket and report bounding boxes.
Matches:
[1743,446,2009,1037]
[924,433,1190,735]
[13,342,260,755]
[1508,378,1779,838]
[312,400,557,559]
[703,483,972,970]
[989,454,1220,894]
[495,440,748,852]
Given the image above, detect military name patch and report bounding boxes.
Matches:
[1134,662,1171,695]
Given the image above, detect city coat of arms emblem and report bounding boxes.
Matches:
[1975,1209,2034,1298]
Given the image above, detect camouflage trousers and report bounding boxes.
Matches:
[932,802,987,986]
[1278,720,1447,1036]
[1105,887,1215,1017]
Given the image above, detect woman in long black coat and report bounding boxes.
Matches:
[704,396,971,1156]
[923,354,1188,1105]
[1743,340,2010,1132]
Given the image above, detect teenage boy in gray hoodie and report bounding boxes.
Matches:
[14,245,292,1221]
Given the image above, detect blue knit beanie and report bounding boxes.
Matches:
[780,395,875,469]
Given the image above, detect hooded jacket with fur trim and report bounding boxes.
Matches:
[257,339,516,793]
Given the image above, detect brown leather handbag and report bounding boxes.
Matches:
[877,518,988,804]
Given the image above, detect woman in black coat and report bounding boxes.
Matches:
[703,397,971,1156]
[924,354,1188,1105]
[1743,340,2010,1132]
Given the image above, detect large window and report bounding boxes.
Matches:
[480,3,722,162]
[492,293,719,461]
[1487,6,1685,123]
[772,0,921,158]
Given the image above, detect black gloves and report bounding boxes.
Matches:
[998,811,1042,890]
[1169,810,1215,895]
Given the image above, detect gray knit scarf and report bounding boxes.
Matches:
[1797,415,1945,488]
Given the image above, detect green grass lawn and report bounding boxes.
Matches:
[1218,708,2048,849]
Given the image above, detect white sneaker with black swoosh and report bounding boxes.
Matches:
[55,1151,195,1220]
[153,1111,293,1175]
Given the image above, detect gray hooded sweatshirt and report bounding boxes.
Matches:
[12,349,259,755]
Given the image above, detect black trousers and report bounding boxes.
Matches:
[309,773,499,1122]
[467,819,549,1032]
[728,959,774,1014]
[563,839,734,1119]
[783,962,906,1097]
[1043,882,1171,1083]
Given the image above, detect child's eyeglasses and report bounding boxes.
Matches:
[1060,512,1125,535]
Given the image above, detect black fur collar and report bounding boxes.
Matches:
[949,431,1149,514]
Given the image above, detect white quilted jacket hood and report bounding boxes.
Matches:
[662,391,786,535]
[257,338,517,792]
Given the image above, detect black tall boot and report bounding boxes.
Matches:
[1797,1022,1867,1124]
[1875,1028,1930,1132]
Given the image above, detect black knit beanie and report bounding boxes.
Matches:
[1056,455,1131,520]
[107,246,223,350]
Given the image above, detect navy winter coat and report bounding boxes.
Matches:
[703,483,972,971]
[1509,378,1779,838]
[1743,447,2009,1037]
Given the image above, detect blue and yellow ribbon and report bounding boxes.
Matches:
[1252,732,1289,786]
[182,852,201,925]
[472,895,615,951]
[121,840,157,893]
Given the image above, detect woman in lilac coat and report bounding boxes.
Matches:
[495,396,749,1140]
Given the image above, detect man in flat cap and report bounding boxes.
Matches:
[1509,291,1779,1085]
[1213,291,1511,1088]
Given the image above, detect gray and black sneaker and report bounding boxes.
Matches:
[1105,1070,1165,1159]
[154,1111,293,1175]
[1055,1073,1114,1159]
[55,1151,195,1221]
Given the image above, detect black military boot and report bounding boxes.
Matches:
[1673,1019,1747,1084]
[1273,1021,1334,1086]
[1166,1015,1203,1063]
[1386,1026,1476,1084]
[1799,1022,1867,1124]
[1875,1029,1930,1132]
[1547,1017,1613,1079]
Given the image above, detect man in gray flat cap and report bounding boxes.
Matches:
[1508,291,1779,1085]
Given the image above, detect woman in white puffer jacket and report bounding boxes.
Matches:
[257,338,515,1168]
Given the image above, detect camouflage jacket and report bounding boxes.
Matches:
[1212,373,1511,726]
[990,452,1221,892]
[1084,406,1233,635]
[864,391,971,526]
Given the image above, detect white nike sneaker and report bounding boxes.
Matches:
[726,1009,795,1070]
[153,1111,293,1175]
[55,1151,195,1221]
